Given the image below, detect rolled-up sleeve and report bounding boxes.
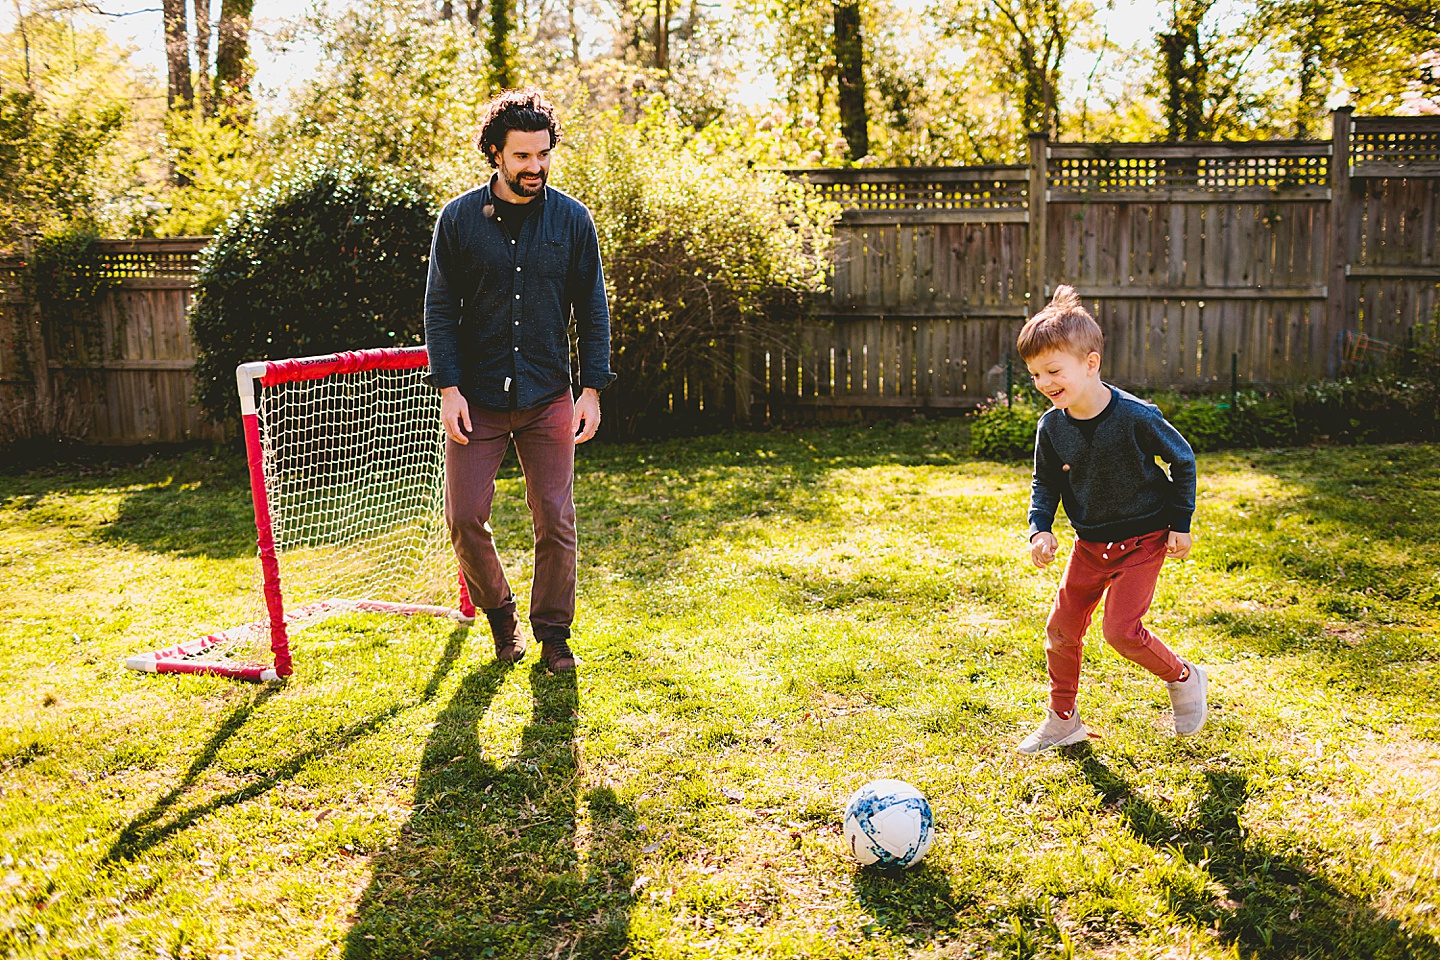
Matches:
[570,211,616,392]
[423,207,464,391]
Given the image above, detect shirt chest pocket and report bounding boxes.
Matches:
[535,239,567,278]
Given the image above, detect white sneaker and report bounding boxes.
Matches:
[1167,662,1209,736]
[1016,709,1091,754]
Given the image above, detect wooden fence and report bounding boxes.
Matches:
[1,110,1436,442]
[766,108,1440,417]
[0,238,217,444]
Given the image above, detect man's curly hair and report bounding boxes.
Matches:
[473,90,562,168]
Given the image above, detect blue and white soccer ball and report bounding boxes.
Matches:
[842,778,935,869]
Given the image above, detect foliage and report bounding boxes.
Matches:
[25,224,114,324]
[188,157,437,420]
[155,106,274,237]
[946,0,1088,137]
[1255,0,1440,123]
[968,390,1045,460]
[554,100,834,435]
[3,429,1440,957]
[0,13,157,245]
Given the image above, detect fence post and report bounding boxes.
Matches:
[1027,132,1049,315]
[18,236,55,429]
[733,328,752,425]
[1326,106,1354,375]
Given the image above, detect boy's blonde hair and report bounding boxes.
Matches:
[1016,285,1103,361]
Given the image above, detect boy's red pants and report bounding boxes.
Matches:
[1045,528,1184,715]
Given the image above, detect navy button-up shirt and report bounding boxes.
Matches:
[424,179,616,410]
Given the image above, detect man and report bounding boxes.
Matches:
[424,89,615,674]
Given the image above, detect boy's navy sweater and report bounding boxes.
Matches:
[1028,385,1196,543]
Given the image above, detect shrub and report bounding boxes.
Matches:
[553,101,833,436]
[969,393,1044,460]
[189,157,436,421]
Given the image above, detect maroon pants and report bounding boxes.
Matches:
[445,394,576,642]
[1045,529,1184,715]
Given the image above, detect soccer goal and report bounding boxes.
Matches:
[125,346,475,682]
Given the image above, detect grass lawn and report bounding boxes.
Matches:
[2,420,1438,960]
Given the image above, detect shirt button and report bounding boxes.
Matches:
[515,294,520,299]
[514,321,519,326]
[516,266,522,272]
[511,239,516,245]
[513,346,519,352]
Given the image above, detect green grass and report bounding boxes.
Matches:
[2,424,1439,959]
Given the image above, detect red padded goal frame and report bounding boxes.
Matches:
[125,346,474,683]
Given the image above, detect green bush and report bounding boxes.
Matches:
[553,101,834,436]
[189,157,436,421]
[968,393,1044,460]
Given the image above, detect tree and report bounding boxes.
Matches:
[0,10,153,244]
[489,0,515,89]
[1255,0,1440,125]
[1158,0,1211,140]
[945,0,1091,137]
[193,0,213,116]
[163,0,194,109]
[833,0,868,160]
[215,0,254,117]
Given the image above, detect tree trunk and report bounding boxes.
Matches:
[1159,0,1211,140]
[466,0,482,32]
[163,0,194,110]
[833,0,868,161]
[214,0,254,119]
[489,0,514,91]
[192,0,212,116]
[654,0,669,72]
[567,0,580,63]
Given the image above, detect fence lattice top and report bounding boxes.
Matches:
[94,238,208,279]
[1351,118,1440,176]
[1048,143,1330,195]
[791,167,1029,211]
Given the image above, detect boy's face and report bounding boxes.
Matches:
[1025,348,1102,411]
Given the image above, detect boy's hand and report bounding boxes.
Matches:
[1030,532,1058,568]
[1166,531,1192,560]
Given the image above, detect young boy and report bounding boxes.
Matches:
[1015,285,1208,753]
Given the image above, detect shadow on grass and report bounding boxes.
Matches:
[105,626,470,864]
[851,860,970,943]
[345,662,637,960]
[0,447,256,560]
[1066,744,1440,959]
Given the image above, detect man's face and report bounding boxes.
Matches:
[493,129,552,198]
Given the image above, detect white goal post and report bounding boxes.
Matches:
[125,346,475,682]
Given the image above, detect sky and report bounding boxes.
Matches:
[10,0,1173,112]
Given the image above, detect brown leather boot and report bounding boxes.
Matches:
[485,598,526,663]
[540,636,576,673]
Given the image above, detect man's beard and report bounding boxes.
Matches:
[502,167,546,197]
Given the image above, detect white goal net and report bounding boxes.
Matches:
[126,347,473,681]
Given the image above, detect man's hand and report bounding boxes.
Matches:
[1030,531,1058,568]
[1166,531,1192,560]
[440,386,471,445]
[573,387,601,444]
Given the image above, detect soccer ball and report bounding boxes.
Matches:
[842,779,935,868]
